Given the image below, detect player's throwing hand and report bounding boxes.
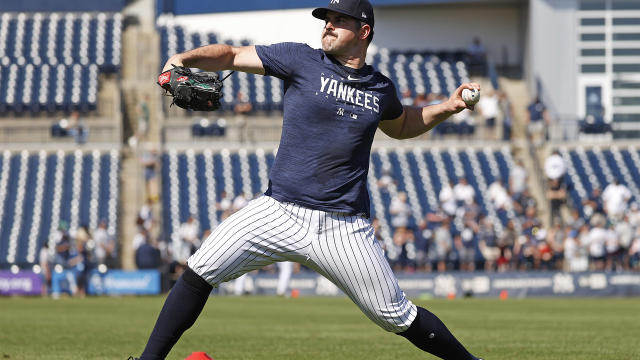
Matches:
[449,83,481,112]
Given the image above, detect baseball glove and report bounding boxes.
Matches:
[157,65,226,111]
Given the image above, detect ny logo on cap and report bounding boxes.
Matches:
[331,0,339,4]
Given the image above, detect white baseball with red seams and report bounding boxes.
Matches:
[462,88,480,105]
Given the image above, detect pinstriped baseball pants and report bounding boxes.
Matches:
[188,195,418,333]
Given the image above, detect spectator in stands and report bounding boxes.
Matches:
[400,89,414,106]
[543,221,565,270]
[376,165,395,192]
[136,236,162,270]
[546,178,567,224]
[526,97,550,145]
[234,91,252,142]
[586,214,608,271]
[136,94,150,140]
[488,178,512,210]
[544,150,566,182]
[132,224,149,252]
[74,226,94,297]
[431,217,452,272]
[509,159,527,198]
[140,145,160,202]
[583,187,604,219]
[605,223,623,272]
[477,215,499,271]
[68,111,88,145]
[496,220,516,271]
[217,191,233,220]
[563,229,588,272]
[498,90,514,140]
[629,202,640,227]
[39,243,52,296]
[403,228,418,272]
[414,220,430,271]
[53,221,72,267]
[629,228,640,270]
[615,214,633,270]
[568,208,586,231]
[233,91,253,114]
[602,178,632,222]
[456,229,476,271]
[629,202,640,228]
[93,219,115,267]
[453,177,475,206]
[177,215,201,257]
[439,180,457,216]
[513,188,537,218]
[467,37,487,76]
[389,192,411,228]
[517,205,542,269]
[451,109,475,137]
[372,217,385,248]
[477,90,500,139]
[232,192,249,213]
[139,198,154,232]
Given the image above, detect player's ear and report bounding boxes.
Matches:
[359,23,371,41]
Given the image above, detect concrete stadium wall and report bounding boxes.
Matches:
[527,0,578,119]
[174,3,525,66]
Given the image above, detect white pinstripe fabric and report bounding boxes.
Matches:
[188,195,417,332]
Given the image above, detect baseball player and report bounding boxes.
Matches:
[136,1,482,359]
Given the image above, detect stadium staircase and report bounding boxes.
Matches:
[117,0,162,270]
[498,77,548,227]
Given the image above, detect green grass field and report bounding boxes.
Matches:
[1,296,638,360]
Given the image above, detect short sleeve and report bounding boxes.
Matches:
[255,42,310,80]
[381,85,404,121]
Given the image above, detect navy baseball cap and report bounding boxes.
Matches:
[312,0,375,28]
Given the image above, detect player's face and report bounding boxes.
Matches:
[321,11,361,55]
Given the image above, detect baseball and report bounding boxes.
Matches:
[462,88,480,105]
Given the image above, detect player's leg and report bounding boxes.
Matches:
[139,196,314,359]
[306,213,480,360]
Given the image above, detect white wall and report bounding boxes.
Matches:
[528,0,577,119]
[178,9,325,48]
[174,3,524,66]
[374,4,524,65]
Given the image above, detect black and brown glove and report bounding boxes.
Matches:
[157,65,225,111]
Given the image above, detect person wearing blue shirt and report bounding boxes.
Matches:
[134,1,482,359]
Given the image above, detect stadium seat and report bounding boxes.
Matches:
[0,150,120,269]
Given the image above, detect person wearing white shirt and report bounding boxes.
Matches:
[544,150,566,181]
[509,159,527,196]
[439,181,456,216]
[586,216,608,270]
[93,220,115,265]
[453,178,475,206]
[389,192,411,228]
[488,179,512,210]
[174,216,200,263]
[232,193,249,212]
[563,229,588,272]
[477,90,500,139]
[602,179,632,221]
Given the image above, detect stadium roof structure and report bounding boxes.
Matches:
[157,0,523,15]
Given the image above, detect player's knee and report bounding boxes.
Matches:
[368,302,417,333]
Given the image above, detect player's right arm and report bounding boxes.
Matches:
[162,45,265,75]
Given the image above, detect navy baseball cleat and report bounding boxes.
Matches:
[127,357,139,360]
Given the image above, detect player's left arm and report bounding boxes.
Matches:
[379,83,480,140]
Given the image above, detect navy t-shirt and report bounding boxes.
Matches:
[255,42,403,216]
